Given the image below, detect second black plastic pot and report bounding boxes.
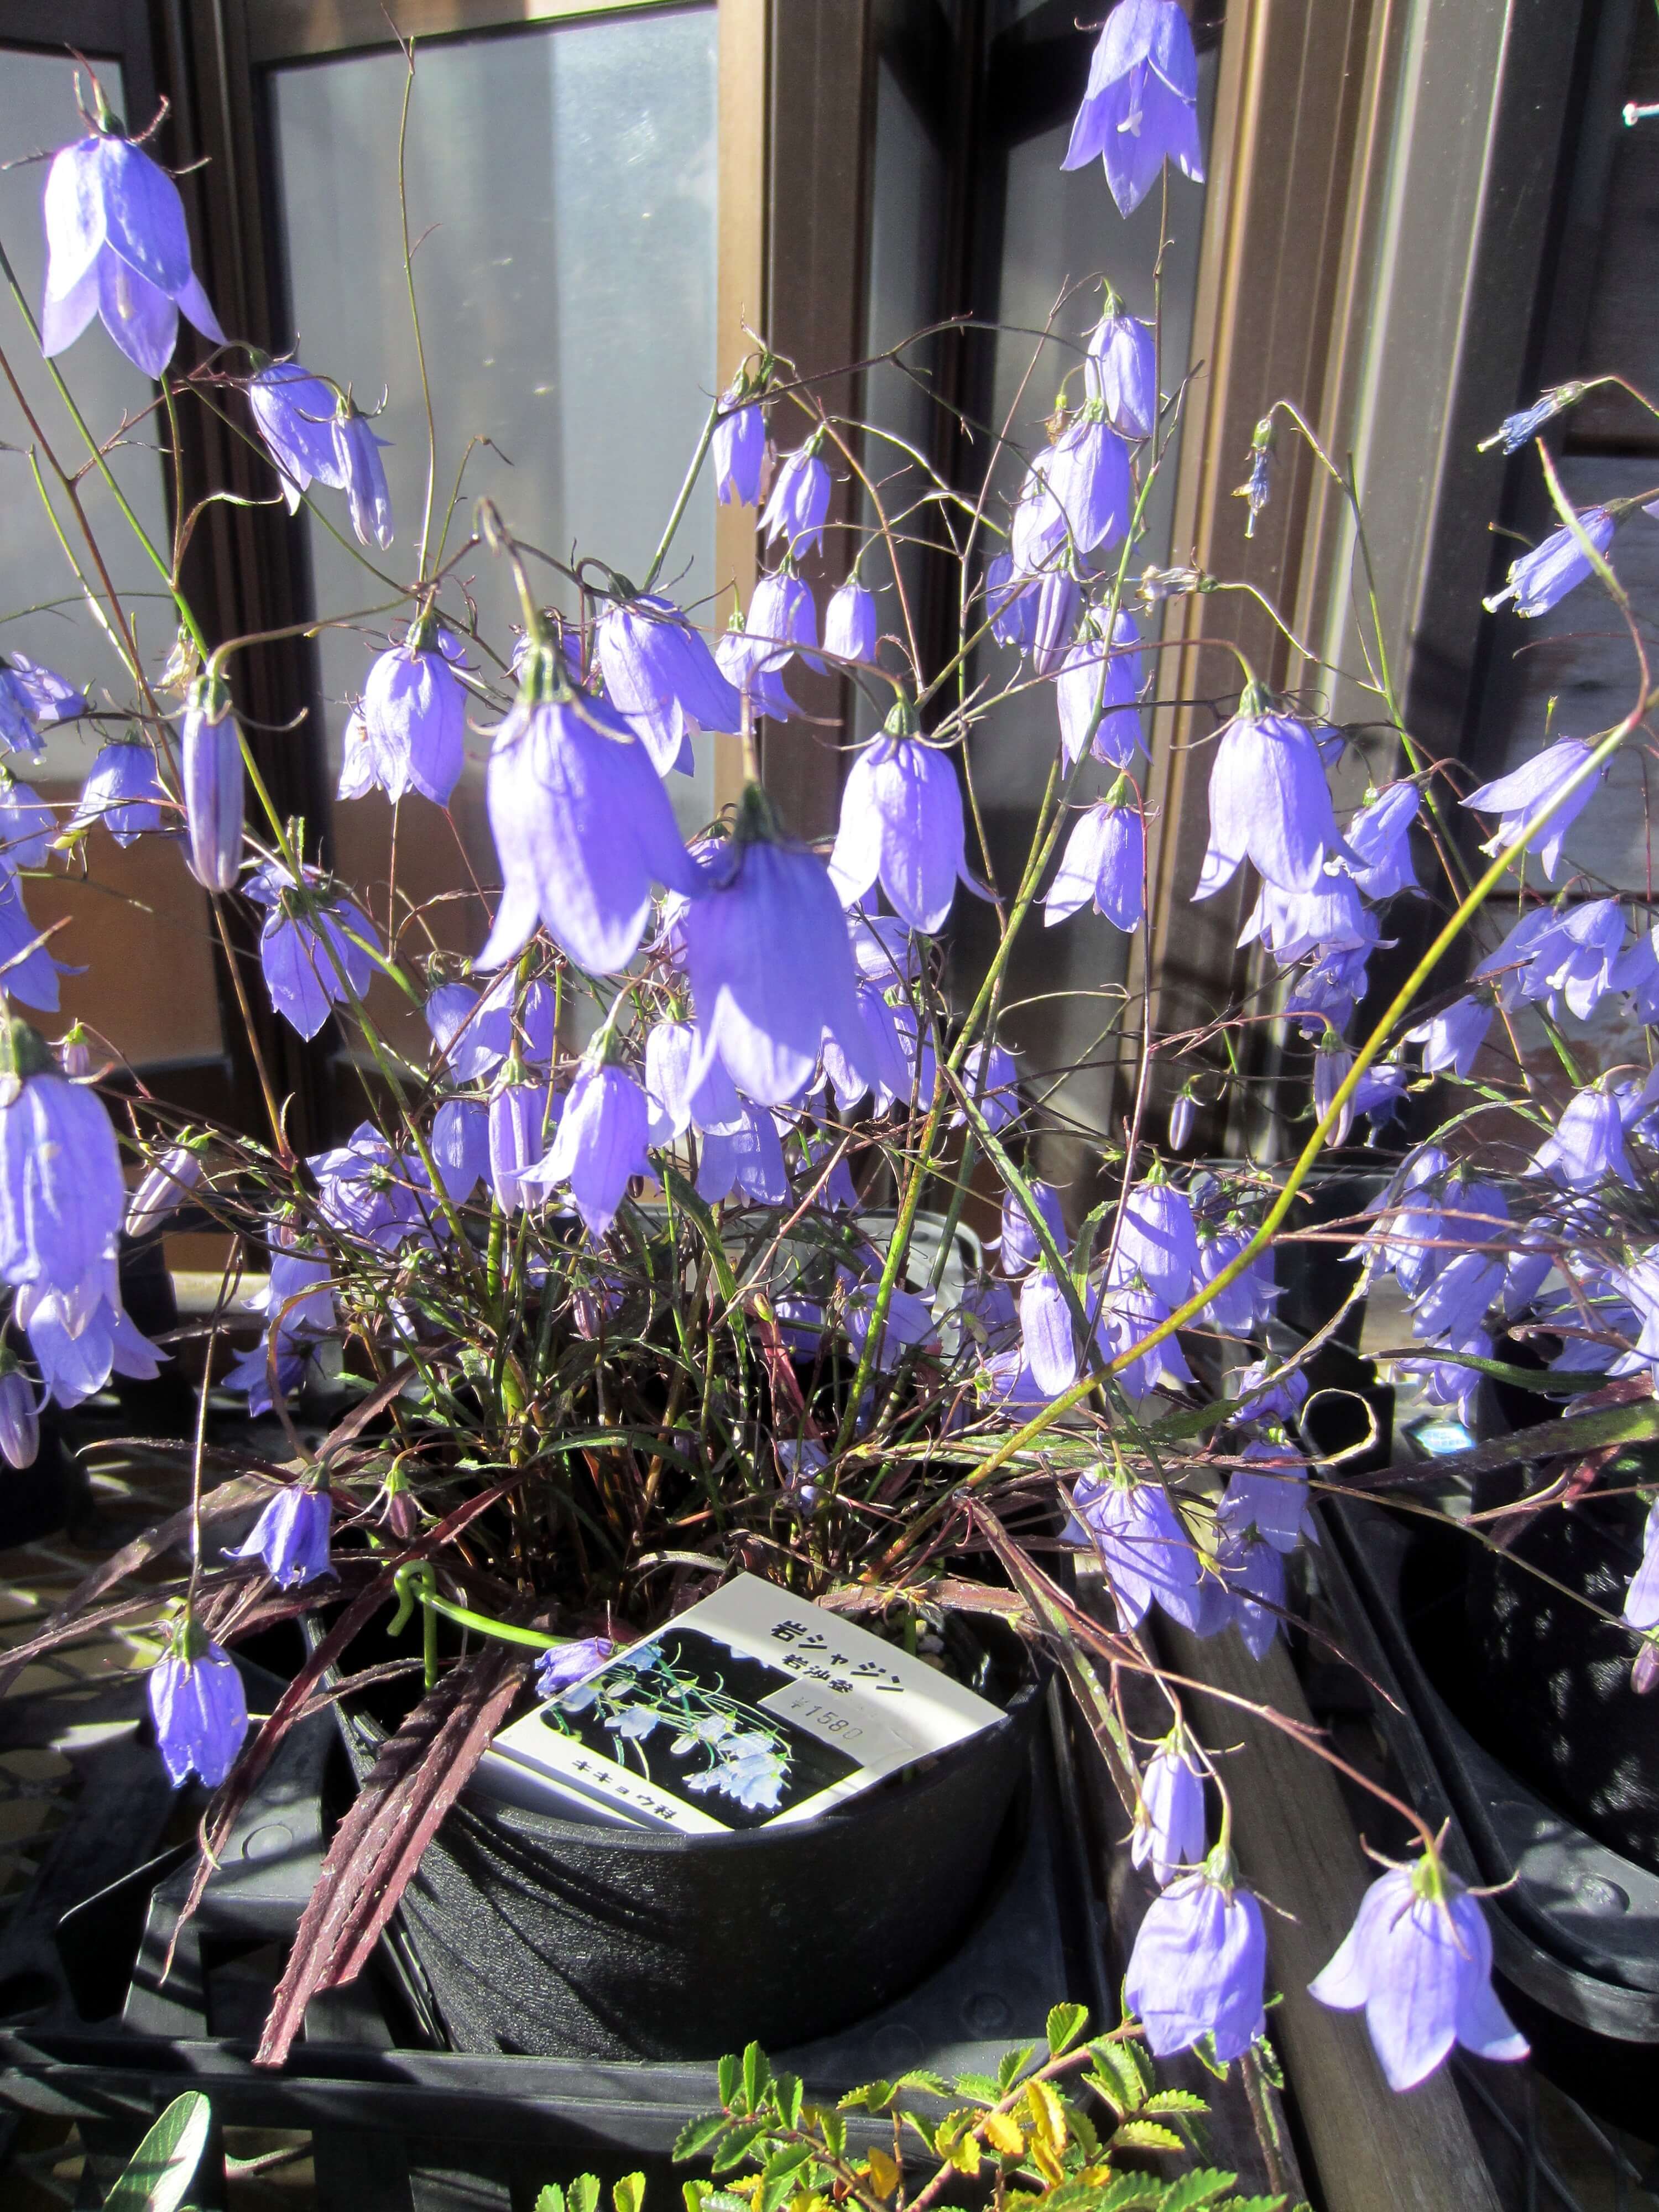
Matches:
[314,1615,1042,2061]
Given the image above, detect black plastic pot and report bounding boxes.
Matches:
[1322,1495,1659,2133]
[316,1616,1044,2061]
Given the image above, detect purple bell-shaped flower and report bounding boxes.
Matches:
[71,738,170,847]
[828,703,975,935]
[1125,1848,1266,2061]
[523,1052,651,1238]
[181,672,244,892]
[596,592,743,777]
[1062,0,1206,218]
[361,615,467,805]
[1044,782,1145,931]
[148,1614,249,1788]
[248,357,345,513]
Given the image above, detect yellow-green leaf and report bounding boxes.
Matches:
[1108,2120,1184,2153]
[1045,2002,1089,2057]
[983,2111,1025,2159]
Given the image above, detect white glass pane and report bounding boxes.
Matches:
[0,53,223,1074]
[269,1,721,936]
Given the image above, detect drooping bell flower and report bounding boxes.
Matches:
[1197,687,1349,898]
[1045,782,1145,931]
[477,641,702,977]
[310,1123,432,1253]
[1124,1848,1266,2061]
[1239,875,1379,969]
[1086,298,1158,436]
[596,593,743,777]
[995,1178,1068,1276]
[0,654,86,757]
[644,1016,744,1142]
[487,1063,552,1213]
[1310,1853,1528,2090]
[1406,993,1493,1079]
[523,1051,650,1238]
[0,774,57,873]
[824,577,879,664]
[1020,1266,1077,1397]
[228,1479,332,1588]
[148,1613,248,1788]
[21,1286,163,1408]
[1230,1357,1310,1424]
[1218,1442,1316,1554]
[1473,904,1561,1012]
[1480,383,1585,455]
[247,357,345,513]
[1623,1501,1659,1631]
[843,1272,937,1373]
[713,380,766,507]
[225,1235,332,1417]
[126,1138,207,1238]
[682,785,877,1108]
[1169,1089,1197,1151]
[1133,1731,1207,1887]
[1197,1220,1276,1334]
[747,571,821,674]
[1030,570,1082,677]
[1055,625,1146,775]
[332,397,394,549]
[1011,414,1132,571]
[336,707,373,800]
[1614,928,1659,1023]
[425,978,510,1083]
[1524,898,1625,1022]
[1313,1031,1355,1147]
[953,1040,1021,1134]
[696,1102,790,1207]
[1071,1469,1204,1630]
[361,612,466,805]
[822,982,912,1115]
[1484,505,1616,618]
[71,738,170,847]
[180,672,243,891]
[874,999,941,1117]
[1530,1083,1636,1192]
[1461,737,1603,881]
[536,1637,616,1699]
[430,1095,488,1201]
[0,1360,39,1469]
[985,553,1038,653]
[1062,0,1206,218]
[828,702,975,934]
[1107,1172,1199,1302]
[41,107,224,377]
[714,619,799,726]
[1285,942,1371,1037]
[1343,782,1420,900]
[761,441,831,559]
[0,1019,124,1334]
[244,860,379,1040]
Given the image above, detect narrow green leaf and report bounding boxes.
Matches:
[1091,2180,1168,2212]
[1217,2197,1288,2212]
[838,2080,895,2114]
[742,2041,774,2116]
[1142,2090,1209,2116]
[952,2072,1001,2103]
[1086,2039,1151,2114]
[1157,2173,1241,2212]
[997,2044,1037,2093]
[896,2068,952,2098]
[1107,2120,1184,2153]
[105,2094,212,2212]
[613,2172,646,2212]
[758,2143,813,2212]
[817,2110,847,2159]
[718,2053,742,2111]
[772,2072,803,2131]
[570,2178,602,2212]
[709,2122,771,2176]
[675,2115,733,2163]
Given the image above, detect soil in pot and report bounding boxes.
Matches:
[309,1606,1044,2061]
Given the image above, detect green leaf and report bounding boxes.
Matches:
[106,2095,212,2212]
[742,2041,774,2116]
[951,2072,1002,2104]
[1046,2002,1089,2057]
[895,2069,951,2098]
[718,2053,742,2111]
[570,2179,602,2212]
[758,2144,813,2212]
[681,2183,708,2212]
[1086,2039,1152,2114]
[815,2110,847,2159]
[1057,2095,1100,2163]
[1107,2120,1185,2153]
[997,2044,1037,2093]
[1142,2090,1209,2116]
[709,2123,772,2175]
[674,2115,731,2163]
[1217,2197,1287,2212]
[535,2190,565,2212]
[773,2072,803,2132]
[613,2173,646,2212]
[1089,2180,1167,2212]
[1157,2174,1241,2212]
[838,2080,896,2114]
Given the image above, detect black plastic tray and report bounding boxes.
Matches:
[0,1658,1112,2207]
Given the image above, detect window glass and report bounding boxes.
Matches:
[0,52,224,1078]
[268,4,719,1049]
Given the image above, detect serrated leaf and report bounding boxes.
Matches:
[1157,2173,1240,2211]
[742,2043,773,2115]
[613,2173,646,2212]
[106,2094,211,2212]
[758,2146,813,2212]
[1024,2078,1067,2154]
[1107,2120,1185,2153]
[983,2111,1025,2159]
[710,2122,771,2175]
[681,2183,708,2212]
[536,2190,565,2212]
[1087,2039,1152,2113]
[997,2044,1037,2093]
[1091,2180,1167,2212]
[864,2148,900,2201]
[952,2072,1002,2103]
[570,2178,601,2212]
[812,2111,846,2159]
[1250,2036,1285,2093]
[719,2054,742,2111]
[675,2116,731,2162]
[1217,2197,1287,2212]
[838,2080,895,2114]
[773,2074,802,2132]
[1142,2090,1209,2116]
[896,2069,952,2098]
[947,2135,982,2178]
[1058,2095,1100,2163]
[1046,2002,1089,2057]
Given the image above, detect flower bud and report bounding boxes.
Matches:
[182,674,244,893]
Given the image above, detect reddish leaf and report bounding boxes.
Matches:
[253,1640,524,2067]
